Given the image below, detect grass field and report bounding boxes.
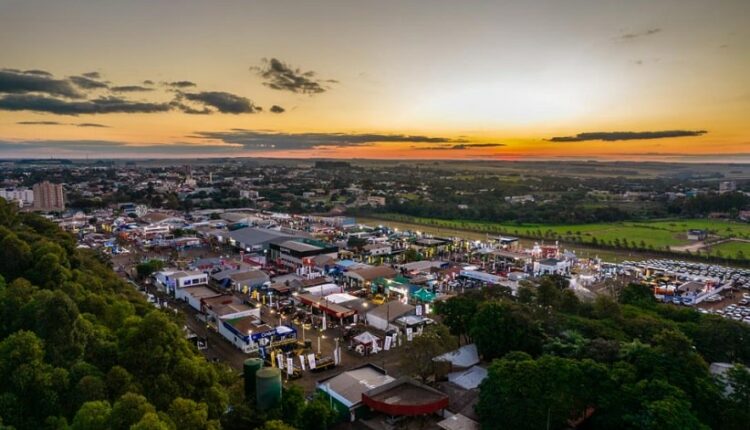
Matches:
[706,240,750,259]
[362,214,750,260]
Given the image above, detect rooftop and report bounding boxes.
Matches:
[318,364,394,407]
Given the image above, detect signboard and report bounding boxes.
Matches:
[298,355,306,371]
[307,354,317,370]
[384,335,392,351]
[416,305,422,316]
[287,358,294,376]
[276,354,284,369]
[406,327,413,342]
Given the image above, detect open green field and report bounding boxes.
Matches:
[363,214,750,260]
[706,240,750,259]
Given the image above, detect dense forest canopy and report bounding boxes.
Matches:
[435,278,750,429]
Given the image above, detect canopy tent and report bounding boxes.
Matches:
[411,287,436,303]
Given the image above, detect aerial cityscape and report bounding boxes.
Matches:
[1,1,749,430]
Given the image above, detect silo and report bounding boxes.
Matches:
[243,358,263,399]
[256,367,282,410]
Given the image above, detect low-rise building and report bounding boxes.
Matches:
[317,364,395,422]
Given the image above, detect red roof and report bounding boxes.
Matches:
[362,377,449,416]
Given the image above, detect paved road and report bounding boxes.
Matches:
[120,273,405,394]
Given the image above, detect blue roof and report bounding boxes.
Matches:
[337,259,357,268]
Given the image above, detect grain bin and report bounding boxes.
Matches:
[256,367,282,410]
[243,358,264,399]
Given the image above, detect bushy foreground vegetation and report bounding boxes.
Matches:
[0,201,334,430]
[436,278,750,429]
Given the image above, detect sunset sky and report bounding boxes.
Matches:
[1,0,748,161]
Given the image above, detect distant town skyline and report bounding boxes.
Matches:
[1,0,748,161]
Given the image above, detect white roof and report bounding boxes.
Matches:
[434,344,480,368]
[353,331,380,345]
[447,365,488,390]
[303,283,341,297]
[323,293,358,304]
[438,414,480,430]
[319,366,394,407]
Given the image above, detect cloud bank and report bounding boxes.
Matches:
[548,130,707,142]
[194,129,473,150]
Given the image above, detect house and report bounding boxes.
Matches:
[719,181,737,194]
[366,300,415,331]
[317,364,395,422]
[363,243,392,257]
[535,258,570,276]
[687,229,708,241]
[366,196,386,206]
[344,265,398,289]
[155,270,208,295]
[202,294,260,322]
[176,286,221,311]
[218,316,296,354]
[231,270,270,289]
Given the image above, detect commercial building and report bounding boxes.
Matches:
[155,270,208,295]
[317,364,395,422]
[32,181,65,212]
[0,188,34,207]
[268,238,339,269]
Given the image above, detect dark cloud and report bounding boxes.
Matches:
[166,80,197,88]
[70,75,109,90]
[110,85,153,92]
[0,94,172,115]
[76,122,109,128]
[619,28,662,40]
[416,143,506,150]
[23,69,54,77]
[0,139,242,155]
[269,105,285,114]
[193,129,470,150]
[81,72,101,79]
[251,58,334,94]
[17,120,61,125]
[170,101,212,115]
[548,130,707,142]
[0,69,83,98]
[180,91,260,114]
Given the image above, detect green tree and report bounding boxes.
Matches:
[400,324,456,382]
[470,301,542,360]
[167,398,215,430]
[71,401,111,430]
[477,354,610,430]
[129,412,171,430]
[434,295,478,344]
[259,420,296,430]
[135,260,164,280]
[109,393,155,430]
[300,396,337,430]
